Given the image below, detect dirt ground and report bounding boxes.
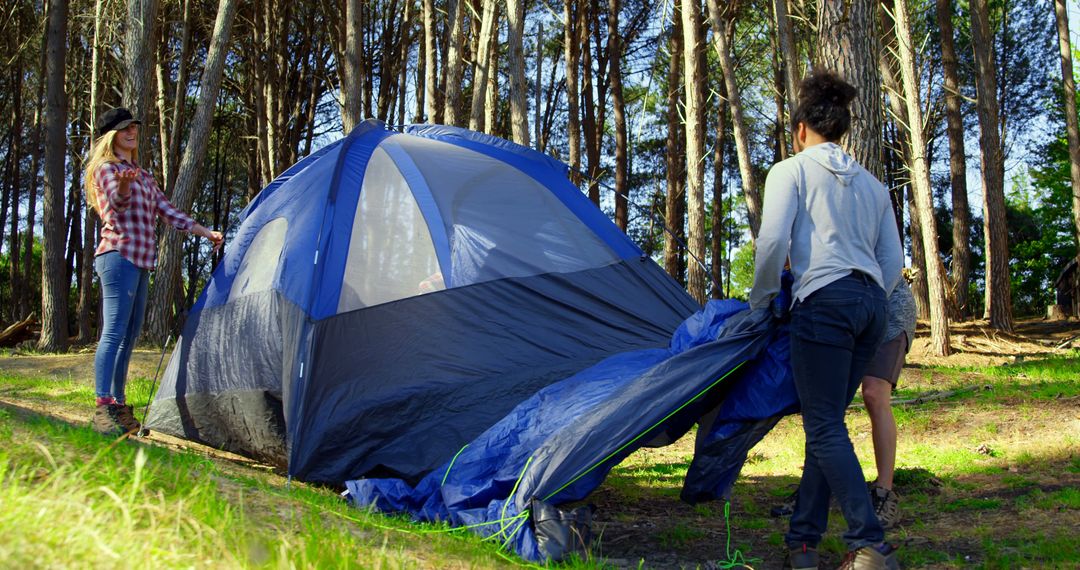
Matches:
[1,316,1078,569]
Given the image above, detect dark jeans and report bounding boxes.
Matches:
[785,272,887,551]
[94,251,150,403]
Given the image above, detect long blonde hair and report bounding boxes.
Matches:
[83,130,139,214]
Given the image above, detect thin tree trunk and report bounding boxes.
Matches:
[610,0,628,230]
[443,0,466,126]
[664,5,686,284]
[39,0,70,352]
[705,0,762,237]
[773,0,799,116]
[483,5,500,135]
[712,81,728,299]
[123,0,159,151]
[144,0,239,343]
[165,0,193,194]
[580,0,601,205]
[1055,0,1080,250]
[470,0,497,132]
[564,0,582,185]
[817,0,884,179]
[936,0,971,319]
[342,0,363,131]
[682,0,707,303]
[507,0,529,144]
[890,0,949,356]
[535,22,544,149]
[22,60,44,319]
[970,0,1013,332]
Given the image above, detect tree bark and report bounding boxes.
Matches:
[506,0,529,144]
[816,0,884,179]
[706,0,762,238]
[970,0,1013,332]
[123,0,159,151]
[423,0,438,122]
[712,81,728,299]
[470,0,498,132]
[682,0,707,303]
[936,0,971,319]
[1054,0,1080,250]
[580,0,601,204]
[443,0,466,126]
[890,0,950,356]
[144,0,239,344]
[483,5,500,135]
[610,0,629,231]
[39,0,70,352]
[773,0,799,116]
[664,5,686,284]
[341,0,364,131]
[564,0,582,185]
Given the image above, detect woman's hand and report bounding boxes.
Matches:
[192,224,225,253]
[117,169,137,197]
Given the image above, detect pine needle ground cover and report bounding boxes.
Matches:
[1,319,1078,569]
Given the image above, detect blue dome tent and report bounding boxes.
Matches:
[146,120,797,562]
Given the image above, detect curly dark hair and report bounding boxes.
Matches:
[791,71,858,142]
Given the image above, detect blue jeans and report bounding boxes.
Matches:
[94,251,149,403]
[785,272,887,551]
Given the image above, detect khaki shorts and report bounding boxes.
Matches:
[863,332,908,386]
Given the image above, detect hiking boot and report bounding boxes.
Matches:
[869,484,900,529]
[786,544,819,569]
[771,487,799,517]
[836,544,899,570]
[92,404,130,436]
[114,403,142,434]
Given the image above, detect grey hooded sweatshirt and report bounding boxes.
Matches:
[749,142,902,310]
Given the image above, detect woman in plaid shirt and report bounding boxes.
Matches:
[83,107,223,436]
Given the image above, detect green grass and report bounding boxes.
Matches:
[3,346,1079,569]
[0,408,534,569]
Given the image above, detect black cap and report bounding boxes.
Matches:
[96,107,141,137]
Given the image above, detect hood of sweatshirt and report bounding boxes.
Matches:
[800,142,860,186]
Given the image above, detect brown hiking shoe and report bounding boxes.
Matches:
[92,404,129,436]
[869,484,900,529]
[837,545,899,570]
[114,404,142,434]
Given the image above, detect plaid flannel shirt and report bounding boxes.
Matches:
[94,160,195,269]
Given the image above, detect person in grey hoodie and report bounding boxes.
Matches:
[749,72,903,570]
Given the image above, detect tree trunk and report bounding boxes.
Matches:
[470,0,497,132]
[936,0,971,320]
[1055,0,1080,249]
[705,0,762,238]
[564,0,582,185]
[165,0,194,194]
[483,5,500,135]
[144,0,239,344]
[664,5,686,284]
[970,0,1013,332]
[506,0,529,144]
[712,81,728,299]
[443,0,466,126]
[773,0,799,116]
[535,22,544,149]
[681,0,707,303]
[579,0,606,206]
[609,0,628,231]
[123,0,159,151]
[816,0,884,179]
[423,0,438,123]
[39,0,69,352]
[891,0,950,356]
[341,0,363,131]
[22,64,44,320]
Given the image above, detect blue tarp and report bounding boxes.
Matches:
[346,299,797,561]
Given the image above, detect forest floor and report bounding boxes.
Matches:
[0,317,1078,569]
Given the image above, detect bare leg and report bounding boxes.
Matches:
[861,376,896,489]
